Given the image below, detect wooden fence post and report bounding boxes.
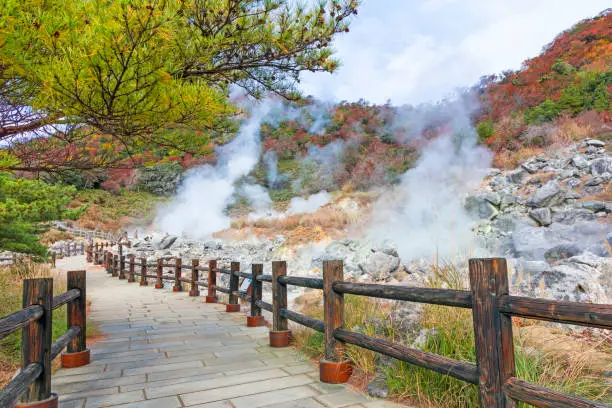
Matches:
[105,252,111,274]
[119,255,126,280]
[51,252,56,268]
[247,264,265,327]
[206,260,217,303]
[173,257,182,292]
[80,242,84,255]
[140,258,148,286]
[112,255,119,277]
[189,259,200,296]
[155,258,163,289]
[19,278,55,405]
[226,262,240,312]
[62,270,90,368]
[270,261,290,347]
[469,258,516,408]
[320,260,352,383]
[86,245,92,263]
[128,255,136,283]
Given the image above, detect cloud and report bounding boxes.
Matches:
[300,1,609,104]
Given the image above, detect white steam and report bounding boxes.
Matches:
[155,101,274,238]
[369,100,492,261]
[288,191,332,214]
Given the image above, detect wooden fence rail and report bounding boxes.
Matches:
[0,271,89,408]
[90,246,612,408]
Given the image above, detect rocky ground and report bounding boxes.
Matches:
[118,139,610,306]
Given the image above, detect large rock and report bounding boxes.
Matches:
[465,195,498,219]
[528,208,552,226]
[590,157,611,177]
[526,181,563,208]
[551,208,596,224]
[544,244,581,264]
[359,251,400,281]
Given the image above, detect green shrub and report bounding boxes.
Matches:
[476,119,495,143]
[551,60,575,75]
[525,99,560,124]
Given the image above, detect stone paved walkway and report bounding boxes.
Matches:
[52,259,407,408]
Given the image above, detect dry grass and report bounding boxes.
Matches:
[0,260,100,388]
[493,146,545,169]
[290,261,611,407]
[40,228,74,245]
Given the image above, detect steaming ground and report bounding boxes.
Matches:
[147,99,610,306]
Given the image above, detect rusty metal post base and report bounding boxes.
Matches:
[226,303,240,312]
[319,359,352,384]
[127,278,136,283]
[154,283,164,289]
[140,281,148,286]
[246,315,265,327]
[61,349,91,368]
[205,296,217,303]
[269,330,292,347]
[13,394,59,408]
[172,285,182,292]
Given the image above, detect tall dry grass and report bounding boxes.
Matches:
[0,259,99,388]
[291,262,611,407]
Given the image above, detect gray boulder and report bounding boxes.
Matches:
[551,208,596,224]
[544,244,581,264]
[584,177,603,187]
[359,251,400,281]
[571,155,589,170]
[465,195,498,219]
[590,157,611,177]
[582,201,607,213]
[499,193,517,210]
[529,208,552,226]
[585,139,605,148]
[526,181,564,208]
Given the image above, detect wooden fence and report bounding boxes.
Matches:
[91,244,611,408]
[0,271,89,408]
[0,241,86,268]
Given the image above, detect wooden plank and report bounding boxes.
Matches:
[128,255,136,282]
[67,270,87,354]
[21,277,53,402]
[251,264,263,317]
[333,282,472,308]
[279,276,323,290]
[335,328,478,384]
[498,295,611,329]
[118,255,126,279]
[229,262,240,305]
[208,260,217,300]
[51,289,80,310]
[140,258,148,286]
[189,259,200,296]
[323,260,344,362]
[469,258,516,408]
[174,257,182,291]
[280,308,324,333]
[503,377,608,408]
[156,258,163,288]
[255,300,273,312]
[50,326,80,360]
[0,363,42,408]
[0,305,44,340]
[272,261,288,332]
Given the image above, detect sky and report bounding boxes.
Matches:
[300,0,610,105]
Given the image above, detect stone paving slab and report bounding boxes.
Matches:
[52,261,410,407]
